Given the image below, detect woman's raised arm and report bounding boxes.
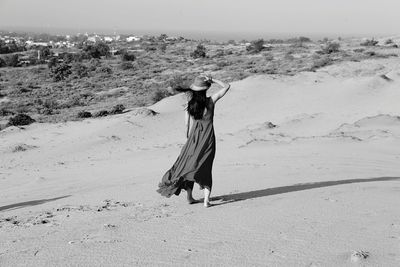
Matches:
[210,79,231,104]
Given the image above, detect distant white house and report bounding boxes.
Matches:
[104,36,113,42]
[166,36,178,41]
[126,36,141,42]
[87,35,101,43]
[25,40,50,47]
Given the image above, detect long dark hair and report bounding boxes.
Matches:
[175,85,208,120]
[188,90,207,120]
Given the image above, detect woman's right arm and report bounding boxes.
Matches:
[211,79,231,103]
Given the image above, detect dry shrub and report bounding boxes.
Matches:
[77,111,92,118]
[360,39,378,47]
[119,62,134,70]
[191,44,207,58]
[311,56,333,70]
[110,104,125,114]
[320,42,340,54]
[121,51,136,61]
[168,74,192,90]
[94,110,109,117]
[7,114,35,126]
[246,39,265,53]
[152,89,170,103]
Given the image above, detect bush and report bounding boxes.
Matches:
[320,42,340,54]
[88,58,101,71]
[42,98,59,110]
[110,104,125,114]
[298,36,312,43]
[73,52,90,61]
[3,54,19,67]
[144,45,157,52]
[0,108,14,116]
[190,44,207,58]
[94,110,109,117]
[72,63,89,78]
[121,51,136,61]
[385,39,394,45]
[288,37,311,47]
[77,111,92,118]
[47,57,58,69]
[152,89,170,103]
[96,65,112,74]
[360,39,378,47]
[246,39,265,53]
[7,114,35,126]
[0,40,25,54]
[216,60,230,68]
[63,53,75,63]
[119,62,134,70]
[168,74,192,90]
[353,48,365,53]
[0,57,5,68]
[83,42,110,58]
[311,56,333,71]
[50,62,72,81]
[39,46,51,59]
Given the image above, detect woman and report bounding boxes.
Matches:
[157,75,231,207]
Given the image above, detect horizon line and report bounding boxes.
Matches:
[0,26,397,41]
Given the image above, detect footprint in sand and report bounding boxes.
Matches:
[69,234,122,244]
[103,223,117,229]
[11,143,38,153]
[350,250,370,262]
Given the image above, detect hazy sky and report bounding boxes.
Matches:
[0,0,399,37]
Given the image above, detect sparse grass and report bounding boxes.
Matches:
[152,89,171,103]
[319,42,340,54]
[360,39,378,47]
[12,144,37,152]
[1,37,398,126]
[310,55,333,71]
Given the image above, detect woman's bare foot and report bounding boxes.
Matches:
[186,188,196,204]
[187,197,197,204]
[204,188,211,207]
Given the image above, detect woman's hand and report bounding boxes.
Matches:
[203,75,213,84]
[211,79,231,103]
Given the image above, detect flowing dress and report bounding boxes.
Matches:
[157,98,216,197]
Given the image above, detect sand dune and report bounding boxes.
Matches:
[1,57,400,266]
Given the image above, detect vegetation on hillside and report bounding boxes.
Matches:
[0,32,399,126]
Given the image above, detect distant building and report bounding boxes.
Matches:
[126,36,141,42]
[104,36,113,42]
[166,36,178,41]
[25,40,51,48]
[87,35,101,43]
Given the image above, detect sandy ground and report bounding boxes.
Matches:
[1,57,400,266]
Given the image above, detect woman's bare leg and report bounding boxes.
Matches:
[204,188,211,207]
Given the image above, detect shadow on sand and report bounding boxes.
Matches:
[210,176,400,206]
[0,195,71,212]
